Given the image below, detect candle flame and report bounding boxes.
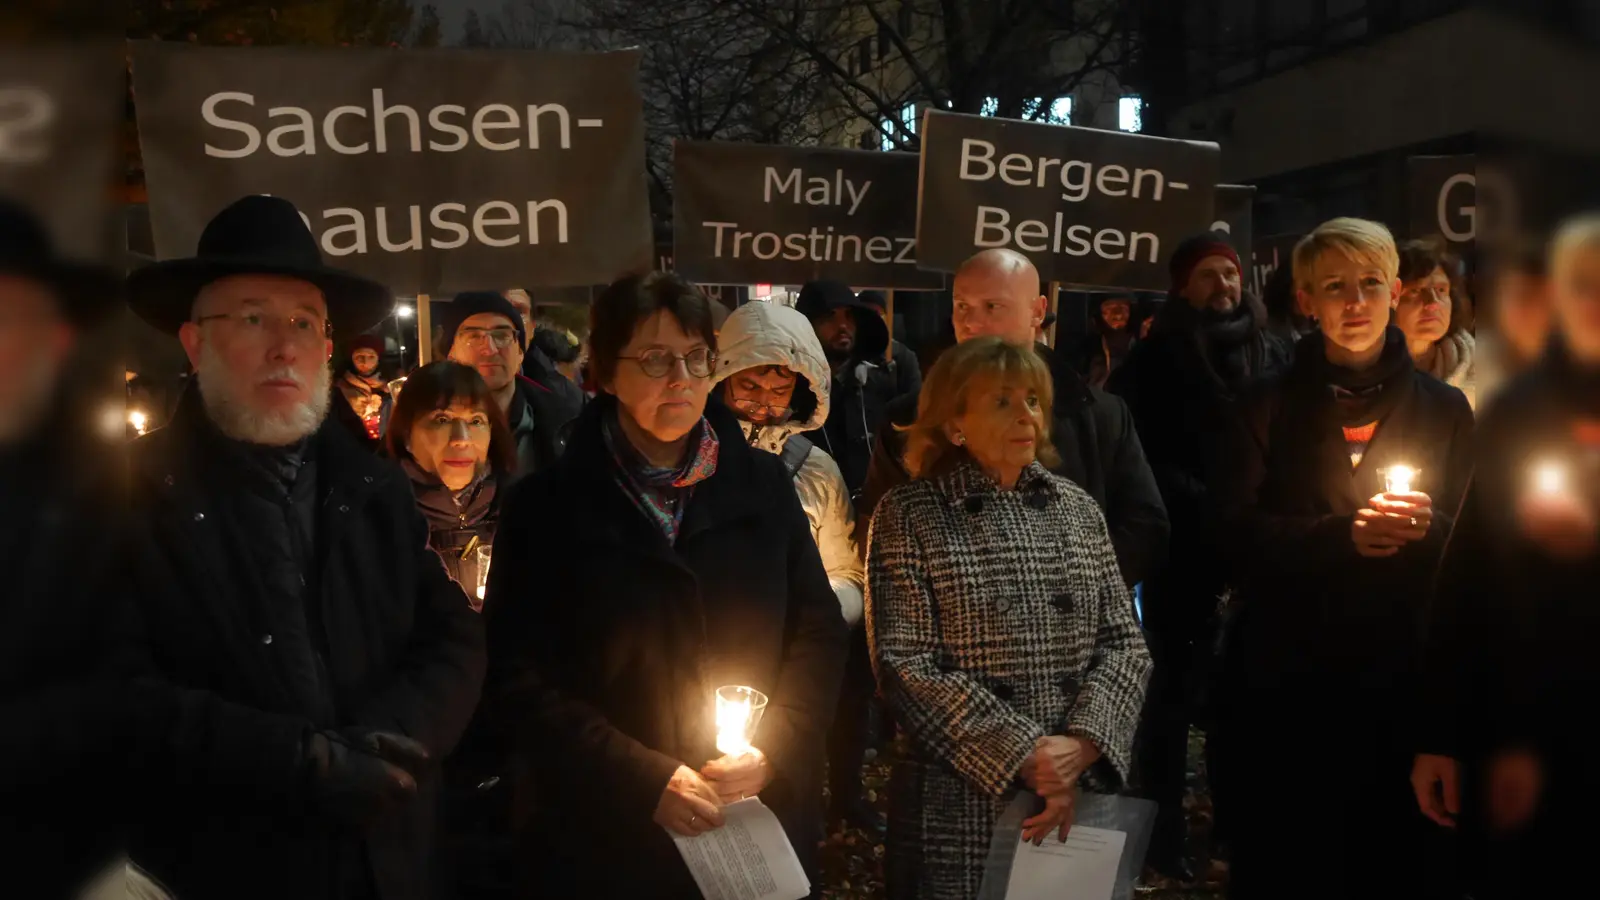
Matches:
[1534,461,1568,495]
[1385,464,1416,495]
[716,696,753,756]
[128,410,148,435]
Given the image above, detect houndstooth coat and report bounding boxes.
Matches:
[866,460,1151,900]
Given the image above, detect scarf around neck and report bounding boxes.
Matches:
[1159,292,1267,394]
[401,457,496,530]
[1300,326,1417,428]
[602,405,720,543]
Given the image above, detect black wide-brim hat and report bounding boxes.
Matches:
[129,195,393,336]
[0,198,123,329]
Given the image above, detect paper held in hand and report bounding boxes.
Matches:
[1003,826,1125,900]
[669,797,810,900]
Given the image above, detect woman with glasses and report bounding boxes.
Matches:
[483,272,848,899]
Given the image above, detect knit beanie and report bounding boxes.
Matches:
[1169,233,1242,296]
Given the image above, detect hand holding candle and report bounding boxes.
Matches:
[1517,458,1596,559]
[704,686,773,802]
[1354,464,1433,556]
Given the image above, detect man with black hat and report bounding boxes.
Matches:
[334,333,392,450]
[1105,232,1292,880]
[795,280,914,496]
[0,198,138,897]
[443,290,580,480]
[123,195,486,900]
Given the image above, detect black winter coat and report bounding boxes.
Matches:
[1107,315,1293,634]
[507,374,579,484]
[122,390,486,900]
[484,395,848,898]
[1419,348,1600,869]
[1211,331,1472,897]
[0,424,140,896]
[856,344,1169,587]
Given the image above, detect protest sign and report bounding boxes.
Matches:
[1250,232,1303,298]
[673,141,941,289]
[916,110,1220,290]
[131,42,653,294]
[1408,155,1480,247]
[0,44,122,258]
[1212,184,1255,263]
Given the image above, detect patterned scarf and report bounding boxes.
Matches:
[602,406,720,543]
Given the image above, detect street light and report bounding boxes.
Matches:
[394,304,413,372]
[395,305,414,318]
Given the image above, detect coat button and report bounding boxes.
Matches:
[1056,675,1079,694]
[1050,594,1072,612]
[997,598,1012,613]
[363,476,374,484]
[338,504,350,513]
[963,496,984,514]
[193,512,205,522]
[261,634,274,645]
[992,682,1015,702]
[935,652,957,673]
[1026,490,1050,509]
[163,475,175,487]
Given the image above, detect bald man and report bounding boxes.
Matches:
[856,248,1168,586]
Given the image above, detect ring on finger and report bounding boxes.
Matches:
[689,815,698,827]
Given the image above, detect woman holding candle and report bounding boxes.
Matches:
[483,272,847,899]
[866,336,1151,900]
[384,360,517,610]
[1213,218,1474,900]
[1415,214,1600,899]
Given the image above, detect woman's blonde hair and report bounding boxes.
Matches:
[901,336,1060,479]
[1293,217,1400,292]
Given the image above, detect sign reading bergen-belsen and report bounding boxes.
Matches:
[0,44,123,259]
[916,110,1220,291]
[1212,184,1255,263]
[674,141,942,290]
[132,42,653,294]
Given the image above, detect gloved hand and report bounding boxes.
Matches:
[306,730,430,828]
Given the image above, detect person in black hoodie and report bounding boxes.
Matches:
[1413,215,1600,900]
[855,288,923,401]
[1213,219,1473,900]
[856,248,1169,588]
[1107,232,1293,878]
[796,280,913,497]
[1076,294,1139,388]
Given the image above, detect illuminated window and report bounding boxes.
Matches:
[1119,95,1143,132]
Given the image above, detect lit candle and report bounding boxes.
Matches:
[128,409,148,435]
[1532,460,1569,496]
[714,685,769,757]
[1384,464,1417,495]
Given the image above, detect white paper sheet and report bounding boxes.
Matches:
[1003,825,1126,900]
[669,797,812,900]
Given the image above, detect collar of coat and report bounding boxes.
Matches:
[548,392,771,549]
[933,459,1058,510]
[131,380,400,502]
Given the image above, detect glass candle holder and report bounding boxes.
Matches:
[714,685,769,757]
[1383,464,1418,495]
[472,544,492,610]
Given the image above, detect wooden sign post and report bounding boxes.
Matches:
[884,289,897,361]
[415,294,432,366]
[1046,282,1061,348]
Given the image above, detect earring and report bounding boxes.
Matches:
[953,434,966,446]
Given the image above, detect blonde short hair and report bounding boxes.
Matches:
[1293,217,1400,292]
[901,336,1060,479]
[1549,212,1600,279]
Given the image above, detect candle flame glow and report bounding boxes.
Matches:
[1385,464,1416,495]
[129,410,148,435]
[1534,460,1568,495]
[714,685,768,757]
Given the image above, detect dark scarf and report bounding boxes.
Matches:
[1297,326,1417,428]
[401,457,497,531]
[601,405,720,544]
[1158,291,1268,395]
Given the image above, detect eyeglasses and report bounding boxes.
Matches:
[729,397,793,424]
[619,347,716,378]
[456,327,520,350]
[196,311,332,342]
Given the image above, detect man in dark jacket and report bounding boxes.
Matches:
[443,291,581,481]
[505,287,588,412]
[0,200,137,896]
[122,196,486,900]
[855,289,922,401]
[856,248,1169,589]
[1075,294,1139,388]
[1106,232,1294,877]
[796,280,914,497]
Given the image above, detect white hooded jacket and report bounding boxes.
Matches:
[713,301,866,626]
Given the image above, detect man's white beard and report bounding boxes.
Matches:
[198,343,331,446]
